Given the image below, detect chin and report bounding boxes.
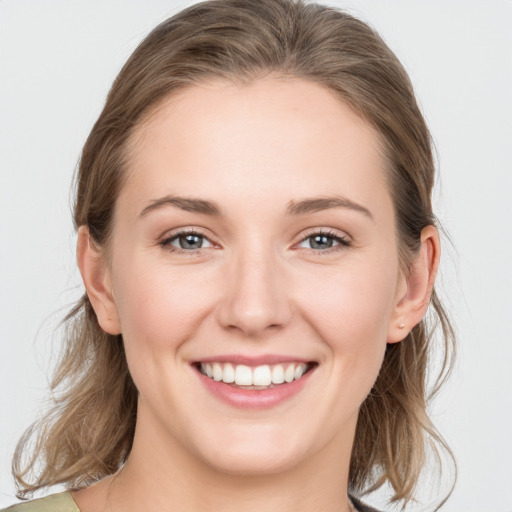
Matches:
[202,446,304,477]
[192,424,308,476]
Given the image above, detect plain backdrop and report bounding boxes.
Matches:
[1,1,511,510]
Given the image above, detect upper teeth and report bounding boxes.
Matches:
[200,362,309,386]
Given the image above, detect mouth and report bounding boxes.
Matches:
[193,361,317,390]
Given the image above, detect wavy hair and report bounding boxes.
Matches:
[13,0,455,507]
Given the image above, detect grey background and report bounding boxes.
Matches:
[1,1,511,510]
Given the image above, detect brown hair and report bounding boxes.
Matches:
[13,0,455,507]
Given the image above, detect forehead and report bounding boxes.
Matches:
[121,77,391,219]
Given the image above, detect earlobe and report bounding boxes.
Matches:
[76,226,121,335]
[387,225,440,343]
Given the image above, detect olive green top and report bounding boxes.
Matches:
[1,491,381,512]
[1,493,79,512]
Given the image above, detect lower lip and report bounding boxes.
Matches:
[195,367,315,410]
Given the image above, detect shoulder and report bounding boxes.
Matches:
[1,492,80,512]
[350,495,385,512]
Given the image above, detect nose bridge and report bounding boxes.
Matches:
[217,235,291,336]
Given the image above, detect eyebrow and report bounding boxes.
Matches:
[139,195,222,218]
[286,196,373,219]
[139,194,372,219]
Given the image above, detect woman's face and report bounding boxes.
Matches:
[101,77,407,475]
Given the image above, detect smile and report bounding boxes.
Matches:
[198,362,313,389]
[193,358,317,409]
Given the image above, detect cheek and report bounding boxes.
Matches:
[111,258,217,355]
[296,255,399,360]
[110,262,219,407]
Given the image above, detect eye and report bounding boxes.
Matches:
[160,231,214,252]
[297,230,350,251]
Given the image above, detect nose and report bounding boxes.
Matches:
[216,243,292,337]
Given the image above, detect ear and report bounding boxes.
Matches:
[387,225,440,343]
[76,226,121,335]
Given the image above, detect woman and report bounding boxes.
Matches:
[4,1,455,511]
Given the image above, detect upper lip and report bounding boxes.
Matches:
[192,354,315,366]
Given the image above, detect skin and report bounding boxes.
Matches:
[75,77,439,512]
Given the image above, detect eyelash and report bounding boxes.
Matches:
[159,228,351,255]
[159,229,214,255]
[296,229,351,254]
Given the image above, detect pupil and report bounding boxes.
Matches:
[311,235,333,249]
[180,234,202,249]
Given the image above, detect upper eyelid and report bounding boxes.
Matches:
[296,227,351,242]
[160,226,215,242]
